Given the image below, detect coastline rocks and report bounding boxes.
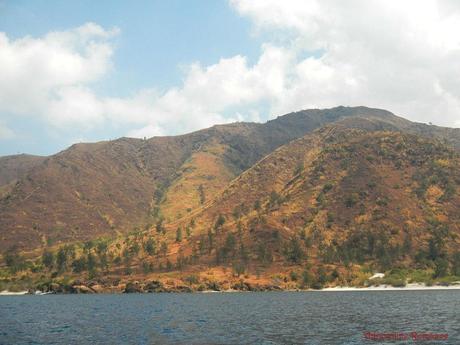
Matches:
[32,277,285,294]
[231,281,251,291]
[144,280,164,292]
[71,285,95,294]
[123,281,143,293]
[174,285,192,293]
[205,281,221,291]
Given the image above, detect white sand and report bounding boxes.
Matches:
[0,290,29,296]
[319,283,460,291]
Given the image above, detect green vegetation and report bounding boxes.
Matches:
[176,227,183,242]
[198,184,206,204]
[283,236,305,264]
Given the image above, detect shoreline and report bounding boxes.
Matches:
[320,283,460,292]
[2,283,460,295]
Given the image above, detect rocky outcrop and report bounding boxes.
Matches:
[123,281,143,293]
[71,285,95,294]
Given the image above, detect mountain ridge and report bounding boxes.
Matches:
[1,106,460,253]
[1,106,460,293]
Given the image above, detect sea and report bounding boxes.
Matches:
[1,290,459,344]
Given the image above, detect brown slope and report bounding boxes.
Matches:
[0,106,383,252]
[2,106,460,253]
[167,120,460,272]
[0,108,345,251]
[0,154,45,187]
[152,106,460,222]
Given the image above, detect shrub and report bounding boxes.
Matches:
[284,236,304,264]
[344,194,359,208]
[71,257,87,273]
[434,258,449,278]
[214,214,225,230]
[176,227,183,242]
[185,274,200,285]
[42,250,54,270]
[301,268,314,288]
[289,271,298,281]
[144,238,156,256]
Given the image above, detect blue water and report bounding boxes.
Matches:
[1,291,459,344]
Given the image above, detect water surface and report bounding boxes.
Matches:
[1,291,459,344]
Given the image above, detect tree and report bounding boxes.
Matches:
[294,162,304,176]
[142,260,151,274]
[232,206,241,220]
[122,248,132,274]
[344,194,359,208]
[144,238,156,256]
[207,230,214,252]
[301,268,314,288]
[257,243,273,264]
[87,253,97,277]
[254,199,261,211]
[221,233,237,261]
[42,250,54,270]
[198,184,206,204]
[434,257,449,278]
[214,214,225,231]
[56,247,68,272]
[269,191,282,207]
[402,231,412,255]
[96,241,108,270]
[452,252,460,276]
[317,266,328,285]
[284,236,304,263]
[83,240,94,253]
[233,262,246,277]
[4,246,25,273]
[130,242,140,256]
[156,219,165,234]
[160,242,168,257]
[72,257,87,273]
[176,227,183,242]
[96,241,108,256]
[290,271,299,281]
[299,228,306,241]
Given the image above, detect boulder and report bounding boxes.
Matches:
[205,281,221,291]
[71,285,95,294]
[123,281,144,293]
[144,280,164,293]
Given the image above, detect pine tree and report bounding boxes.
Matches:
[176,227,183,242]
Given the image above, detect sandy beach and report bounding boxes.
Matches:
[320,283,460,291]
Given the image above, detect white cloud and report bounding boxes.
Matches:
[2,2,460,146]
[0,23,118,118]
[0,122,15,140]
[127,0,460,134]
[229,0,460,127]
[0,23,268,137]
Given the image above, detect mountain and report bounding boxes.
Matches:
[0,154,45,190]
[122,121,459,291]
[1,107,460,292]
[1,106,459,254]
[173,120,460,270]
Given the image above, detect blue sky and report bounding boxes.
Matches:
[0,0,263,155]
[1,1,460,156]
[0,0,262,91]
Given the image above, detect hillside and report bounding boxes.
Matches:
[1,106,460,258]
[0,154,45,186]
[1,107,380,251]
[3,119,459,293]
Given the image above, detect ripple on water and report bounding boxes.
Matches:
[0,291,459,345]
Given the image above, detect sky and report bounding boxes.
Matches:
[1,0,460,156]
